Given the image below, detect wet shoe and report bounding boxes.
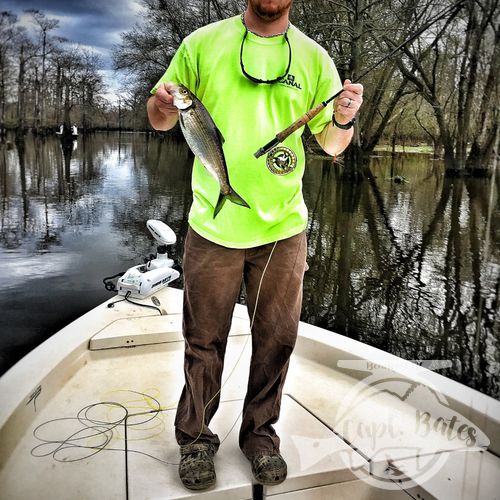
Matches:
[178,442,216,490]
[250,452,287,485]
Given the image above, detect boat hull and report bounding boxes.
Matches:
[1,287,499,499]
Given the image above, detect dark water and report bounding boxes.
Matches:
[1,133,498,398]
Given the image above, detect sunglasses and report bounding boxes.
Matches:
[239,26,292,84]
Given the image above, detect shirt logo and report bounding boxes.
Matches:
[278,74,302,90]
[266,146,297,175]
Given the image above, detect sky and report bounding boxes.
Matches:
[1,0,144,103]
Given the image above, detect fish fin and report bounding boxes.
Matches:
[227,188,250,209]
[179,113,185,128]
[213,189,250,218]
[214,192,227,218]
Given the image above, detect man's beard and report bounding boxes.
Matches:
[248,0,293,22]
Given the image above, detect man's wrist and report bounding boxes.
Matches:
[332,113,355,130]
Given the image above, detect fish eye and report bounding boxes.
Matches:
[181,89,187,95]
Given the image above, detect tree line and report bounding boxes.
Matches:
[114,0,499,174]
[0,9,118,136]
[1,0,498,173]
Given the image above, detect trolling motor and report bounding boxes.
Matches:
[116,220,180,299]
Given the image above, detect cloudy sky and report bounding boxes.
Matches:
[1,0,144,102]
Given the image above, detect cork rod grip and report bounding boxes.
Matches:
[276,102,327,142]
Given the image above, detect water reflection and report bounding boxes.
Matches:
[303,156,499,398]
[1,133,498,399]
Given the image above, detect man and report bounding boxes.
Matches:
[147,0,363,491]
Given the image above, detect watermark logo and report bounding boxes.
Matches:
[292,360,489,490]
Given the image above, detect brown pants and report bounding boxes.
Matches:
[174,227,307,458]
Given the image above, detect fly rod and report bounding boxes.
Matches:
[254,0,465,158]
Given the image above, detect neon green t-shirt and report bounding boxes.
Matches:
[151,15,342,248]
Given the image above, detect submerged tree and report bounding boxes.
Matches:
[387,0,499,172]
[294,0,499,174]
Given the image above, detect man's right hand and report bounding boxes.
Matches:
[147,82,179,131]
[154,82,178,116]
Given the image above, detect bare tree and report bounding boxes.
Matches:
[0,12,20,136]
[74,50,105,132]
[26,9,59,131]
[113,0,244,107]
[292,0,435,176]
[389,0,499,172]
[16,32,37,132]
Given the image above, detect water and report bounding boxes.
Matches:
[1,133,498,398]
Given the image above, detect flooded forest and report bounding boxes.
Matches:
[1,0,498,173]
[0,0,498,396]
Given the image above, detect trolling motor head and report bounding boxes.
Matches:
[116,220,180,299]
[146,219,176,246]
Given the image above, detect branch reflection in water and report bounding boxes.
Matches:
[0,133,498,398]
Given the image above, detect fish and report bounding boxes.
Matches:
[169,84,250,217]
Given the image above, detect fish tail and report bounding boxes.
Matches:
[213,188,251,218]
[214,193,227,218]
[228,187,250,209]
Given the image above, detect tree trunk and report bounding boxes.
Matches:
[466,22,500,172]
[17,45,26,131]
[343,143,369,181]
[341,0,365,179]
[61,79,73,146]
[63,83,71,129]
[455,4,475,170]
[55,63,62,125]
[34,66,41,132]
[40,30,47,128]
[0,51,5,138]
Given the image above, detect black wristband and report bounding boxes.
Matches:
[332,114,356,130]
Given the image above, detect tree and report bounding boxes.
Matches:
[0,11,20,136]
[389,0,499,172]
[113,0,244,110]
[292,0,421,177]
[0,9,109,134]
[292,0,499,173]
[16,32,37,132]
[26,9,59,130]
[74,50,105,131]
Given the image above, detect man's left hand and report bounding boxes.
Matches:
[335,79,364,125]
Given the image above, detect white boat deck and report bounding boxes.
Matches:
[1,287,499,499]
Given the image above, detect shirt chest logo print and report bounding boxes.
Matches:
[266,146,297,175]
[278,74,302,90]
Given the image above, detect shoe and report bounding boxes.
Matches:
[250,452,287,485]
[178,442,216,490]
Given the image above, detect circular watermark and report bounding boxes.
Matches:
[332,360,489,490]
